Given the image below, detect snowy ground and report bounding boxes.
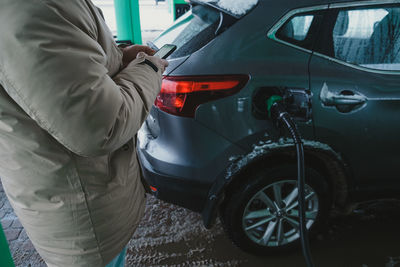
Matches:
[3,177,400,267]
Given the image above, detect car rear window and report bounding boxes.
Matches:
[153,5,220,58]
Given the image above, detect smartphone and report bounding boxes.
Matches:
[154,44,177,59]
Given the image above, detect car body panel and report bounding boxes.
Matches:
[172,0,316,150]
[310,56,400,189]
[138,107,246,211]
[309,2,400,190]
[138,0,400,227]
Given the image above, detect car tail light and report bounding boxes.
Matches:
[155,75,249,117]
[149,186,157,193]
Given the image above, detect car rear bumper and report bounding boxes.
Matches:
[136,107,246,212]
[137,146,209,212]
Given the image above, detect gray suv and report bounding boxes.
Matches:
[138,0,400,255]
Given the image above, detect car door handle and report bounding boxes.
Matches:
[326,93,367,106]
[320,85,367,107]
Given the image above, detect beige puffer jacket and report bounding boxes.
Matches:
[0,0,162,266]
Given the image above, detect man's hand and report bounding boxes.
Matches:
[136,52,169,73]
[121,45,155,68]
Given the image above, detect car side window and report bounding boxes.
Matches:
[276,14,316,50]
[328,6,400,71]
[279,15,314,41]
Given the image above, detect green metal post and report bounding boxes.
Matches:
[0,227,14,267]
[114,0,142,44]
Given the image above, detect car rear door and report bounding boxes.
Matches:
[309,2,400,191]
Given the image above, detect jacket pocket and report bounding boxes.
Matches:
[108,139,134,185]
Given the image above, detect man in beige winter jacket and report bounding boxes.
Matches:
[0,0,168,266]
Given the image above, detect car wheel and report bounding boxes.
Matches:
[220,164,331,255]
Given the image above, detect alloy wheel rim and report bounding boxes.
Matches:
[242,180,319,247]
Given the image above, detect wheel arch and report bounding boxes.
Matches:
[202,140,352,228]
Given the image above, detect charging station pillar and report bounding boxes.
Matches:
[167,0,191,21]
[0,226,14,267]
[114,0,142,44]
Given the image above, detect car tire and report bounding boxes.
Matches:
[220,164,331,255]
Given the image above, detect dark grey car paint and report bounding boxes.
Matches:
[138,0,400,226]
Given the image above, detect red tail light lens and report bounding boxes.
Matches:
[155,75,249,117]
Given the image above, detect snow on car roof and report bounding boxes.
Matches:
[194,0,259,17]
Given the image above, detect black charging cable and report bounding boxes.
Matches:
[268,98,315,267]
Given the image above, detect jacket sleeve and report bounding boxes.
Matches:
[0,1,162,156]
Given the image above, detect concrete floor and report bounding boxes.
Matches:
[2,179,400,266]
[103,198,400,267]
